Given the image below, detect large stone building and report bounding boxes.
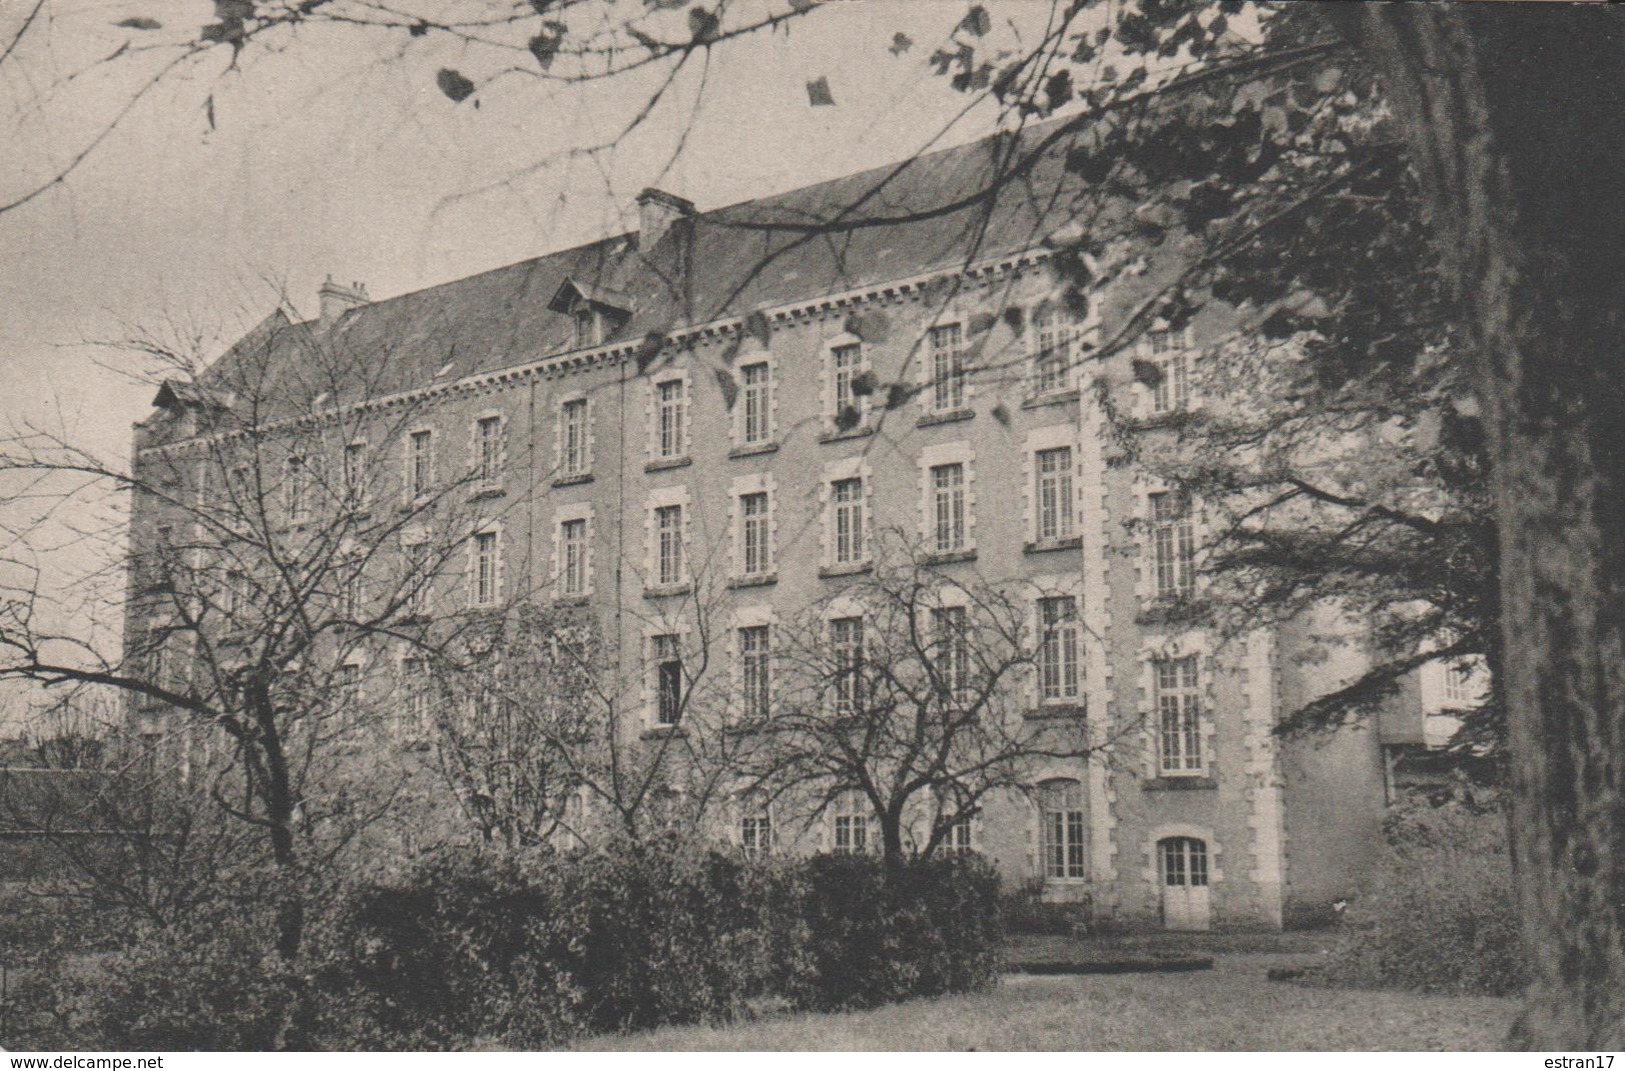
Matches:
[125,122,1417,931]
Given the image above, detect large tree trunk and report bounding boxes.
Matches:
[1328,6,1625,1048]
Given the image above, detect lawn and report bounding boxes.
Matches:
[572,952,1517,1051]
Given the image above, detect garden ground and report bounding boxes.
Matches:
[572,934,1518,1051]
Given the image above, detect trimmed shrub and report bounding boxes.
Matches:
[796,854,1001,1010]
[71,909,317,1051]
[1314,797,1524,996]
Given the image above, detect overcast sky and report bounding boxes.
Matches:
[1,0,1051,467]
[0,0,1069,725]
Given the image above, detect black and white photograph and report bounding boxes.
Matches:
[0,0,1619,1055]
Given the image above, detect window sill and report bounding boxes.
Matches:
[1025,536,1083,554]
[921,549,977,566]
[552,594,592,608]
[1025,703,1086,722]
[552,473,593,488]
[1143,775,1218,791]
[818,561,873,579]
[645,456,692,474]
[643,582,693,599]
[728,573,778,590]
[1022,387,1081,409]
[917,407,974,428]
[818,425,874,445]
[729,441,779,460]
[641,725,687,742]
[470,486,506,502]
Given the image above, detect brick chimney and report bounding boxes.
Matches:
[318,276,370,326]
[636,188,695,251]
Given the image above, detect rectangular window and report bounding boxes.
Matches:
[343,442,367,508]
[472,530,498,607]
[1149,331,1189,414]
[560,518,588,596]
[405,541,431,617]
[653,634,682,726]
[224,570,248,619]
[339,661,362,698]
[930,462,966,553]
[1156,655,1203,774]
[343,558,364,620]
[402,657,432,735]
[831,343,862,423]
[1150,492,1196,596]
[1035,447,1075,542]
[943,812,974,857]
[1033,307,1072,394]
[740,806,772,861]
[656,379,686,459]
[833,790,868,855]
[284,456,308,523]
[739,625,771,722]
[740,492,771,577]
[831,616,864,717]
[1040,780,1087,879]
[475,415,502,486]
[1443,664,1471,705]
[741,362,771,444]
[929,323,966,412]
[1038,596,1081,702]
[560,399,589,476]
[932,605,970,705]
[833,478,864,564]
[655,505,685,586]
[408,430,433,499]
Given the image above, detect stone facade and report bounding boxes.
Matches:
[124,126,1400,931]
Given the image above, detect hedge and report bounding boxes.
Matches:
[57,843,1003,1049]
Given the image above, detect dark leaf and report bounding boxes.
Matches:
[409,20,429,37]
[1002,307,1025,335]
[1044,70,1073,110]
[885,384,911,411]
[968,312,996,337]
[714,367,739,409]
[688,6,719,42]
[745,310,772,349]
[789,0,817,10]
[529,0,554,12]
[806,76,834,107]
[214,0,254,20]
[834,404,861,432]
[115,16,162,30]
[889,32,913,56]
[436,68,476,103]
[849,371,877,398]
[1132,358,1165,388]
[204,94,215,132]
[528,26,563,69]
[990,403,1010,427]
[959,4,990,37]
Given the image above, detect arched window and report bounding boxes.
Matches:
[1039,778,1086,880]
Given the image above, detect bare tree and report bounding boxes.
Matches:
[732,536,1105,867]
[0,298,544,956]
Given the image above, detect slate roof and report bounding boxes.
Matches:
[164,116,1099,425]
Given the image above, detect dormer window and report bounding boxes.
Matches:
[550,277,631,353]
[574,306,600,350]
